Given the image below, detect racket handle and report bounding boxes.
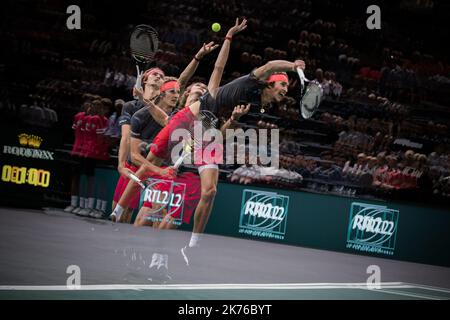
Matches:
[128,172,146,189]
[133,65,142,100]
[174,153,187,169]
[296,67,309,88]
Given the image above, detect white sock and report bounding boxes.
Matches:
[113,204,124,220]
[189,233,201,248]
[101,200,107,212]
[96,199,102,211]
[79,197,86,208]
[88,197,95,209]
[71,196,78,207]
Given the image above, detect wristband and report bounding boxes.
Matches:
[194,55,202,62]
[225,36,232,41]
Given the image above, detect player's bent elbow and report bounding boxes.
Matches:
[254,61,272,80]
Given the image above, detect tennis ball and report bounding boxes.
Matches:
[211,23,221,32]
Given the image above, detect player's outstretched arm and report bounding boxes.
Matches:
[253,60,306,81]
[117,125,132,177]
[144,101,169,127]
[177,41,219,91]
[208,18,247,97]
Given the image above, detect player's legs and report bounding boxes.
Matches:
[180,167,218,266]
[192,167,218,234]
[134,206,154,227]
[111,164,140,222]
[120,208,133,223]
[158,215,178,229]
[110,154,166,222]
[116,165,148,209]
[134,193,175,228]
[112,201,133,218]
[111,200,120,222]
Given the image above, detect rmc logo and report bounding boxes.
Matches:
[346,202,399,256]
[239,189,289,240]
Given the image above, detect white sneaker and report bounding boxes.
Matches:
[109,212,117,222]
[88,209,98,218]
[92,210,104,219]
[77,208,91,216]
[64,205,76,213]
[72,207,82,214]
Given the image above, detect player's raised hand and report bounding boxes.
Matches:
[226,18,248,37]
[196,41,220,59]
[231,103,251,121]
[133,86,145,101]
[294,59,306,71]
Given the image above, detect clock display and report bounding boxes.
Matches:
[1,165,50,188]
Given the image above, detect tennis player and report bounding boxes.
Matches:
[148,58,306,263]
[110,19,248,229]
[110,41,219,223]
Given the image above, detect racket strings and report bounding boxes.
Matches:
[131,45,157,56]
[131,37,158,50]
[130,25,159,62]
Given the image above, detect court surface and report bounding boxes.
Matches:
[0,207,449,300]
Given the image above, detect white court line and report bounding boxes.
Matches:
[1,282,448,300]
[376,288,445,300]
[0,282,413,291]
[399,282,450,294]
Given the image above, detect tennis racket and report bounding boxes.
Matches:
[130,24,159,99]
[127,172,147,190]
[296,67,323,119]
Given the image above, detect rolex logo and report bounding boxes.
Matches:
[18,134,43,149]
[18,133,28,146]
[28,135,43,148]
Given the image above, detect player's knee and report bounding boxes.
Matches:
[201,185,217,201]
